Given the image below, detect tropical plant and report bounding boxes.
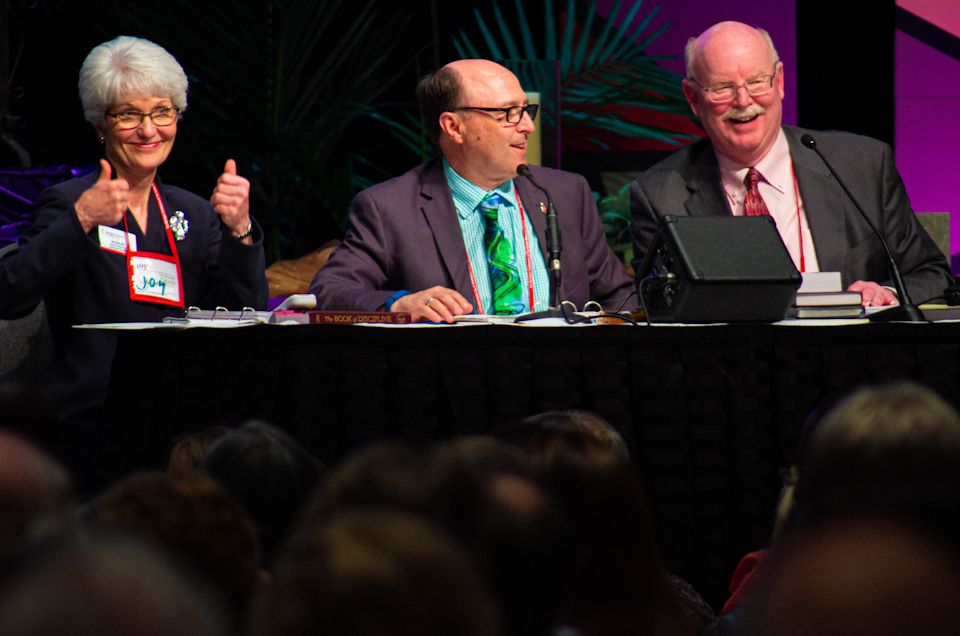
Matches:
[598,182,633,262]
[452,0,701,153]
[448,0,707,257]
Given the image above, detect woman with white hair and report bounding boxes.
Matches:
[0,36,267,490]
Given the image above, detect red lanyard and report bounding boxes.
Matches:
[122,182,184,308]
[466,187,537,314]
[790,161,805,273]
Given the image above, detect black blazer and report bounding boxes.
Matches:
[0,169,268,416]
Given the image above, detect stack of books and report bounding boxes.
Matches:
[790,272,863,319]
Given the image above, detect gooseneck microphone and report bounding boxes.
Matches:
[516,164,562,309]
[800,134,925,322]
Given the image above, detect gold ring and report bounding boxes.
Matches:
[425,296,434,306]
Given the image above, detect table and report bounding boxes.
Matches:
[106,320,960,606]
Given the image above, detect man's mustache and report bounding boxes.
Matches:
[720,103,765,121]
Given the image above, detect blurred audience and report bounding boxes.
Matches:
[167,425,230,477]
[498,414,698,635]
[9,388,960,636]
[86,471,260,622]
[202,420,325,568]
[793,382,960,539]
[0,429,74,585]
[305,438,564,636]
[501,409,631,460]
[0,539,228,636]
[715,381,960,633]
[307,441,440,520]
[248,510,500,636]
[431,436,567,636]
[742,516,960,635]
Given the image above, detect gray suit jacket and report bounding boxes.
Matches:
[630,125,953,303]
[312,159,636,312]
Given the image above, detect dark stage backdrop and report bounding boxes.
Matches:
[8,1,947,266]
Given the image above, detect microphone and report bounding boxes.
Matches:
[800,134,925,322]
[517,164,562,309]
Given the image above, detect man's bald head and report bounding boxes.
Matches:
[417,59,533,190]
[680,20,784,167]
[416,59,522,145]
[684,21,779,80]
[443,59,517,96]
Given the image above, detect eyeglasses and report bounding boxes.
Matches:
[106,106,180,130]
[688,65,779,104]
[456,104,539,125]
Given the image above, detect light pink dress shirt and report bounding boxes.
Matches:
[717,128,820,273]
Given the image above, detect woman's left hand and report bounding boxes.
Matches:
[211,159,252,242]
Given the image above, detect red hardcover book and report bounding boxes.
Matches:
[272,310,412,325]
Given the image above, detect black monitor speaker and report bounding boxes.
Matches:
[637,215,802,322]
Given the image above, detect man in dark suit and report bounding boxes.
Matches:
[311,59,635,322]
[631,21,952,307]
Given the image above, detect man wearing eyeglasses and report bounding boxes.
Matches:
[311,59,635,321]
[630,21,951,308]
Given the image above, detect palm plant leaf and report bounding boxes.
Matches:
[452,31,484,60]
[454,0,700,151]
[543,0,558,60]
[635,22,675,51]
[594,0,648,65]
[558,0,578,77]
[585,0,623,69]
[571,4,597,73]
[511,0,539,59]
[473,10,508,60]
[491,2,523,59]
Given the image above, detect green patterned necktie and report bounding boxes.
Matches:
[478,192,524,315]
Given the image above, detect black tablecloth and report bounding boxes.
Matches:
[106,321,960,605]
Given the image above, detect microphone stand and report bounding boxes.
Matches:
[801,134,925,322]
[513,164,575,322]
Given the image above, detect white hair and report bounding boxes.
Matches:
[684,26,780,80]
[78,36,188,128]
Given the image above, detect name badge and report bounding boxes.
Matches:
[98,225,137,254]
[129,255,182,305]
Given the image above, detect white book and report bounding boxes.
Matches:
[797,271,843,294]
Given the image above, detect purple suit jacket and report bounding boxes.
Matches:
[311,160,636,312]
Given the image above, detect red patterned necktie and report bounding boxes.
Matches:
[743,168,770,216]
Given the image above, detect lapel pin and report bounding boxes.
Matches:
[169,210,189,241]
[539,202,547,215]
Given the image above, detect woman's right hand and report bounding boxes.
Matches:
[74,159,129,234]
